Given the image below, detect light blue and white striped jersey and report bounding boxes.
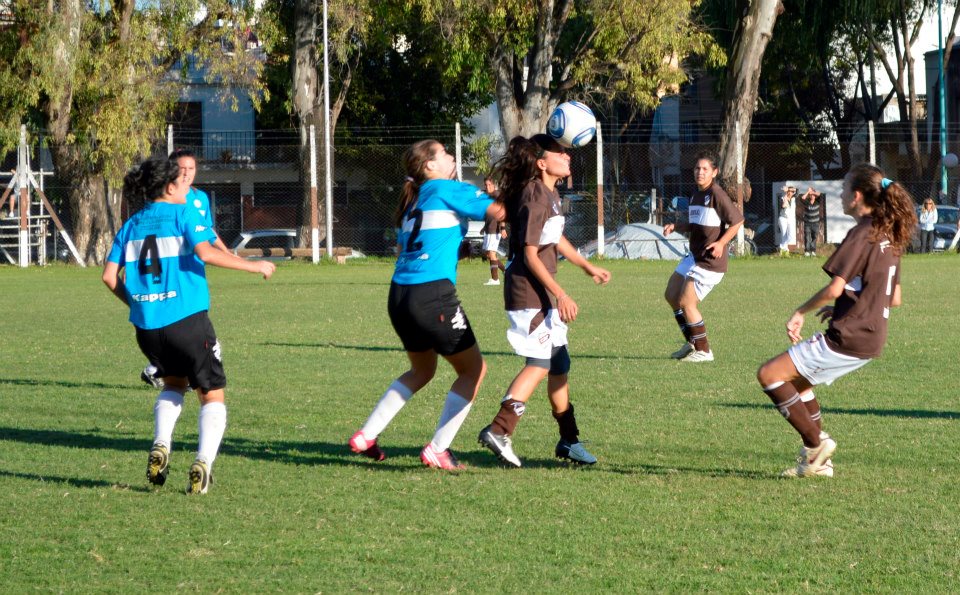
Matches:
[107,201,218,330]
[186,187,214,227]
[392,179,493,285]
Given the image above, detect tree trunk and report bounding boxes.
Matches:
[717,0,783,206]
[292,0,326,249]
[494,0,568,141]
[43,0,111,264]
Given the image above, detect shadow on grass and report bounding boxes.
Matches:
[602,462,776,480]
[0,377,141,391]
[261,341,662,361]
[720,402,960,420]
[0,426,579,473]
[0,469,151,492]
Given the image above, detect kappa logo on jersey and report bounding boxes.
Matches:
[450,306,467,330]
[131,290,178,303]
[195,225,207,232]
[511,401,526,416]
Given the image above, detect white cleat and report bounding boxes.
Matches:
[680,349,714,362]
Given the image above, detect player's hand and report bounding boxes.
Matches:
[663,223,675,236]
[585,264,611,285]
[816,305,834,323]
[786,311,804,344]
[255,260,276,280]
[557,294,578,323]
[705,241,724,258]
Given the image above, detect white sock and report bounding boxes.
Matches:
[197,401,227,468]
[153,390,184,449]
[429,391,472,452]
[360,380,414,440]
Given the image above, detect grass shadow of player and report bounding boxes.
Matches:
[719,402,960,420]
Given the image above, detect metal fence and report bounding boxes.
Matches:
[2,120,957,264]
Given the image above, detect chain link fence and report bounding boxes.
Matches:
[1,120,957,264]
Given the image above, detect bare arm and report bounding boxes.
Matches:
[786,275,846,343]
[486,202,505,222]
[212,231,230,253]
[891,284,902,307]
[195,242,275,279]
[101,261,129,305]
[557,236,611,285]
[705,219,744,258]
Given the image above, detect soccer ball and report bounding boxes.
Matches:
[547,101,597,148]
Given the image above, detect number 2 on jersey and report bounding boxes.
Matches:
[405,208,424,252]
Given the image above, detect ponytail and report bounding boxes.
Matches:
[847,163,917,253]
[394,141,439,227]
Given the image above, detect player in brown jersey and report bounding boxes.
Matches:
[662,151,744,362]
[756,164,916,478]
[477,134,611,467]
[482,177,507,285]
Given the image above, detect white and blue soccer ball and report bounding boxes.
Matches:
[547,101,597,148]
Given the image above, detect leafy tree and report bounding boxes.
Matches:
[413,0,720,141]
[0,0,276,264]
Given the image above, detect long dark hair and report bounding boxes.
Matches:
[393,140,440,227]
[491,134,566,225]
[847,163,917,253]
[123,157,180,210]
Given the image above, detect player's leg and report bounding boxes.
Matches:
[147,376,188,486]
[351,350,437,461]
[421,344,486,470]
[665,271,694,358]
[677,278,713,361]
[757,351,835,477]
[185,314,229,494]
[485,249,501,284]
[547,347,596,465]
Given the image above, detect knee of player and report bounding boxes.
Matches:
[756,363,774,386]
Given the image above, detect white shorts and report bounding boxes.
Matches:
[788,332,872,386]
[482,233,501,253]
[674,254,724,301]
[506,308,568,359]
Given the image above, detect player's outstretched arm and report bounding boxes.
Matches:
[195,242,275,279]
[557,237,610,285]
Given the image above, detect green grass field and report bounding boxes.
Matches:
[2,255,959,592]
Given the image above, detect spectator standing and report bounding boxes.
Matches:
[918,198,938,253]
[778,186,797,254]
[801,187,823,256]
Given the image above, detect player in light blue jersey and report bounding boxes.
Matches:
[349,139,504,470]
[139,149,232,389]
[103,157,274,494]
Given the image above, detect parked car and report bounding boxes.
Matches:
[230,228,298,259]
[913,205,959,252]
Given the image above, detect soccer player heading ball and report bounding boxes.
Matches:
[662,151,744,363]
[349,140,504,470]
[102,157,275,494]
[757,164,917,478]
[477,134,611,468]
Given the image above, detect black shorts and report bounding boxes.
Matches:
[388,280,477,356]
[135,311,226,392]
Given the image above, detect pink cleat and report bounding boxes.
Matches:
[349,431,386,461]
[420,443,465,470]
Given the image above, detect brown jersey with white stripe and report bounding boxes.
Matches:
[686,181,743,273]
[823,218,901,359]
[504,180,563,311]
